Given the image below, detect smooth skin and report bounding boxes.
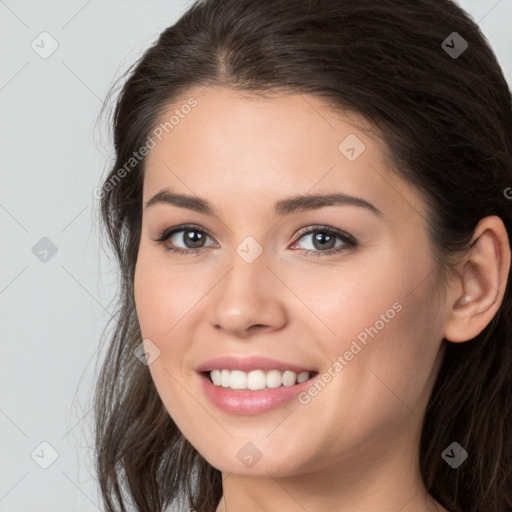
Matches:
[133,86,510,512]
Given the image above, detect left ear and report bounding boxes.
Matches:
[443,215,511,343]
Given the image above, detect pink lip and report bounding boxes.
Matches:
[198,372,319,415]
[196,355,316,373]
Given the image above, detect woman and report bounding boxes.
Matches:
[93,0,512,511]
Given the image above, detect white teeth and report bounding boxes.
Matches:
[208,369,312,390]
[282,370,297,387]
[297,371,310,383]
[230,370,247,390]
[247,369,267,390]
[220,369,230,387]
[266,369,282,389]
[211,369,222,386]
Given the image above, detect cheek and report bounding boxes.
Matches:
[307,246,441,408]
[134,248,206,340]
[348,271,441,416]
[294,252,403,341]
[134,259,164,338]
[133,253,205,423]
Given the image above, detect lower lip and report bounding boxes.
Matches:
[198,372,319,415]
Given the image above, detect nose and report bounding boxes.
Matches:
[208,248,288,338]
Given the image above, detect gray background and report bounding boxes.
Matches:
[0,1,511,510]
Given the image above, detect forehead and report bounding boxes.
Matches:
[142,86,426,223]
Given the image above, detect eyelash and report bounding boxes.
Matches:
[152,224,357,258]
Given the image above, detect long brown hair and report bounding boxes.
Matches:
[93,1,512,510]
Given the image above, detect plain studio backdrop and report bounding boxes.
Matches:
[0,1,511,511]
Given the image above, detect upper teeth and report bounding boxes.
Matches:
[209,369,311,390]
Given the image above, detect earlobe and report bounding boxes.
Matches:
[443,216,511,343]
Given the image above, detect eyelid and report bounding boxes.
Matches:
[153,224,353,244]
[153,223,217,245]
[292,224,356,243]
[153,223,357,256]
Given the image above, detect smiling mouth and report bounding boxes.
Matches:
[202,369,319,391]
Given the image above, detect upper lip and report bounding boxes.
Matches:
[196,355,317,374]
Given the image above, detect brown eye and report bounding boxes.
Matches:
[291,226,357,257]
[153,224,216,255]
[173,228,208,249]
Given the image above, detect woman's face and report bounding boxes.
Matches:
[134,86,447,478]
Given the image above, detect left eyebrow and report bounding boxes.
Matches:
[274,192,382,217]
[144,189,382,217]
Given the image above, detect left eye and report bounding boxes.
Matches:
[290,226,356,256]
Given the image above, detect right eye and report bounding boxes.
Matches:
[153,224,217,255]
